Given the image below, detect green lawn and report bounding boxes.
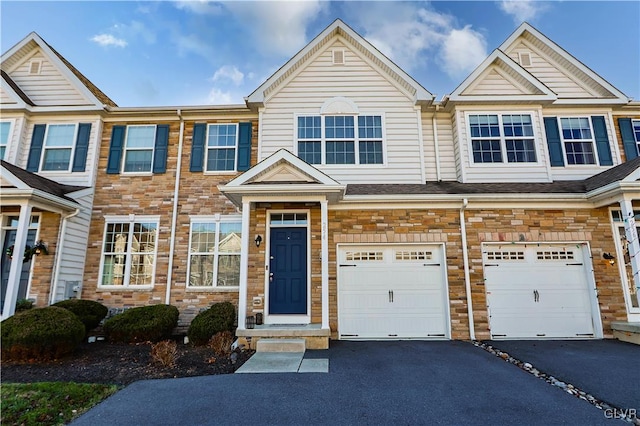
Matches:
[1,382,119,425]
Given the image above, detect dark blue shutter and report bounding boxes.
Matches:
[591,116,612,166]
[106,125,126,174]
[237,122,252,171]
[153,125,169,173]
[190,123,206,172]
[543,117,564,167]
[618,118,638,161]
[72,123,92,172]
[26,124,46,172]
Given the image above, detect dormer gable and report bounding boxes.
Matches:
[498,23,629,104]
[246,19,434,109]
[449,49,557,103]
[1,32,116,109]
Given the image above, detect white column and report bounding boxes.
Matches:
[620,199,640,294]
[321,199,329,329]
[2,203,32,320]
[237,201,251,330]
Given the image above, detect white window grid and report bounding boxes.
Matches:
[536,250,574,261]
[187,216,242,288]
[0,120,13,161]
[295,114,385,166]
[99,217,159,287]
[395,250,432,261]
[486,251,525,261]
[345,251,384,261]
[558,117,597,165]
[467,113,537,164]
[205,123,239,172]
[122,125,156,173]
[632,119,640,156]
[40,123,78,172]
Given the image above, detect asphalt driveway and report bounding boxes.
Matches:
[72,340,625,425]
[485,339,640,413]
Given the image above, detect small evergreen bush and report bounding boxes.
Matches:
[15,298,34,312]
[52,299,108,333]
[187,302,235,346]
[1,307,85,361]
[103,304,179,343]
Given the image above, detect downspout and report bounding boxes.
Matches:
[165,109,185,305]
[459,198,475,340]
[49,208,81,304]
[432,104,442,181]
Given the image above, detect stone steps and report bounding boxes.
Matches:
[256,338,306,353]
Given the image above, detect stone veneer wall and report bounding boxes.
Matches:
[84,119,258,329]
[28,211,60,307]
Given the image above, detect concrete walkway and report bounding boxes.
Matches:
[234,352,329,373]
[72,341,621,425]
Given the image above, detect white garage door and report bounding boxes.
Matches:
[338,244,449,339]
[483,244,596,339]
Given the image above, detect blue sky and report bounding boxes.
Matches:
[2,1,639,107]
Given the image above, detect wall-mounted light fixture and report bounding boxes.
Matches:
[603,252,615,266]
[254,235,263,247]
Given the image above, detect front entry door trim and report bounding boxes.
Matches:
[265,210,311,324]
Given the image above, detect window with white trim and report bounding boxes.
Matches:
[206,124,238,171]
[0,121,11,160]
[41,124,77,171]
[123,125,156,172]
[297,115,384,165]
[188,218,242,287]
[559,117,596,165]
[99,218,158,287]
[632,119,640,156]
[468,114,536,164]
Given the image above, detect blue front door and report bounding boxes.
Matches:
[1,229,37,313]
[269,227,307,314]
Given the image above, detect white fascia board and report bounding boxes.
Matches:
[246,19,433,106]
[499,23,630,103]
[342,192,587,203]
[587,181,640,203]
[65,187,93,198]
[550,98,630,106]
[0,188,81,211]
[223,149,342,188]
[451,94,557,103]
[0,167,30,189]
[0,80,28,109]
[449,49,556,101]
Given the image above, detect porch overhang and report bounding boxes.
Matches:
[219,184,346,207]
[0,188,81,214]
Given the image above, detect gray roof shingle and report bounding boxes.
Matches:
[1,160,87,203]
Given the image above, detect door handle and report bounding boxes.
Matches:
[389,290,394,303]
[533,290,539,302]
[389,290,392,302]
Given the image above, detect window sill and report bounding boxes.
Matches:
[97,285,154,292]
[186,287,240,293]
[120,172,154,177]
[203,171,239,175]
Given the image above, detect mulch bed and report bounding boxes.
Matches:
[1,339,254,386]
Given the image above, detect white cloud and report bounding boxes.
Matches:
[345,2,487,78]
[90,34,127,48]
[212,65,244,86]
[498,0,549,23]
[439,26,487,78]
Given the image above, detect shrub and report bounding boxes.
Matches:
[15,298,34,312]
[188,302,235,346]
[150,340,179,368]
[1,307,85,361]
[52,299,108,333]
[103,304,179,343]
[209,331,234,357]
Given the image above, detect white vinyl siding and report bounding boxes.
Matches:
[422,112,457,181]
[456,108,549,183]
[0,87,18,106]
[260,40,423,184]
[506,41,605,99]
[7,50,91,106]
[464,68,528,96]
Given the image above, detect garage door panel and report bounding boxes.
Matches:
[484,244,595,339]
[338,244,448,339]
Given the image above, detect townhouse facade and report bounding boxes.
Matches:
[2,21,640,347]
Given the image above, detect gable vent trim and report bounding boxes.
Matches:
[29,60,42,75]
[332,49,345,65]
[518,52,532,67]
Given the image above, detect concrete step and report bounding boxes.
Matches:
[256,338,306,353]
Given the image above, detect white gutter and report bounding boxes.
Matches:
[432,104,442,181]
[165,109,185,305]
[49,207,80,304]
[459,198,475,340]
